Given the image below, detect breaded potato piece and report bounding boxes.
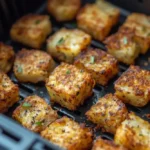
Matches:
[121,22,150,54]
[126,13,150,28]
[13,95,58,133]
[14,49,55,83]
[104,28,140,65]
[10,14,51,49]
[46,63,95,110]
[0,42,15,73]
[92,137,127,150]
[86,94,128,134]
[41,116,93,150]
[74,48,118,86]
[77,3,119,41]
[47,0,81,21]
[115,112,150,150]
[120,13,150,54]
[47,28,91,63]
[96,0,120,26]
[0,71,19,113]
[114,65,150,107]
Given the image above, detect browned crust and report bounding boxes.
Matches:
[47,0,81,21]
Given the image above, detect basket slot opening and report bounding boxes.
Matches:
[20,83,35,93]
[0,145,9,150]
[127,104,142,113]
[0,127,21,142]
[74,110,81,116]
[101,133,114,141]
[29,141,54,150]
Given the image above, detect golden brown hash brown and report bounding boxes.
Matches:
[41,116,93,150]
[46,63,95,110]
[115,65,150,107]
[13,95,58,133]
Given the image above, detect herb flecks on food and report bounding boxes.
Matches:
[123,37,128,45]
[90,56,95,64]
[66,70,70,74]
[35,20,41,24]
[22,102,31,108]
[17,65,23,73]
[35,121,43,126]
[57,37,65,45]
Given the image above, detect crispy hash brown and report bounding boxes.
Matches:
[104,27,140,65]
[74,48,118,86]
[41,116,93,150]
[115,112,150,150]
[13,95,58,133]
[115,65,150,107]
[0,71,19,113]
[86,94,128,134]
[46,63,95,110]
[10,14,51,48]
[92,137,128,150]
[47,28,91,63]
[47,0,81,21]
[121,13,150,54]
[14,49,55,83]
[0,42,15,73]
[96,0,120,26]
[77,1,120,41]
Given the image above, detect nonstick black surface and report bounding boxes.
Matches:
[3,1,150,143]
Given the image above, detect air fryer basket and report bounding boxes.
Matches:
[0,0,150,150]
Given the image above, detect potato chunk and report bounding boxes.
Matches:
[74,48,118,86]
[47,28,91,63]
[10,14,51,48]
[0,71,19,113]
[41,116,93,150]
[126,13,150,28]
[115,112,150,150]
[0,42,15,73]
[104,28,140,65]
[14,49,55,83]
[13,95,58,133]
[77,2,120,41]
[47,0,81,21]
[114,65,150,107]
[96,0,120,26]
[86,94,128,134]
[121,13,150,54]
[92,137,127,150]
[46,63,95,110]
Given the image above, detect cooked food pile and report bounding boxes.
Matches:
[0,0,150,149]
